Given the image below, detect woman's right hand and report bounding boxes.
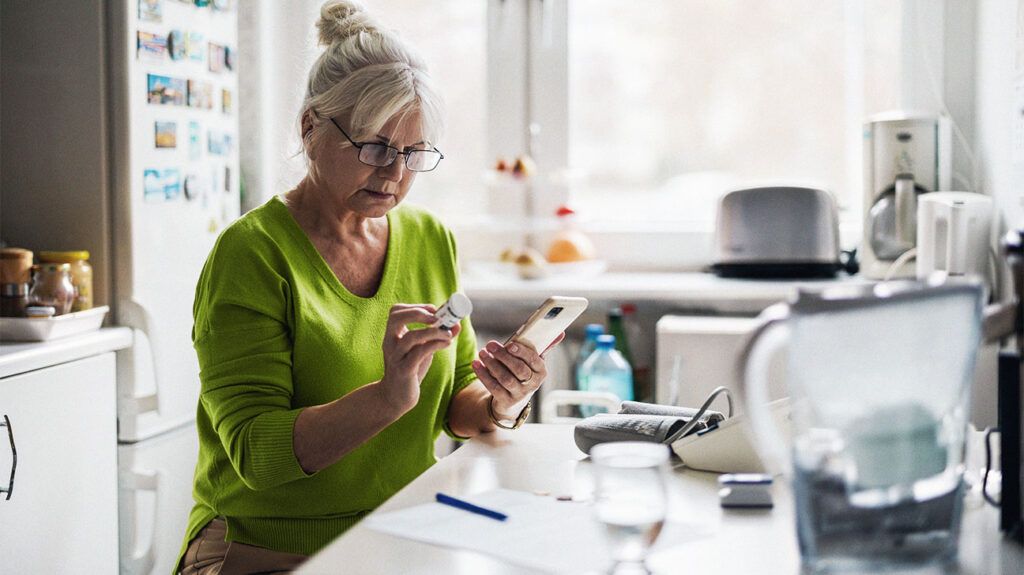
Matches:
[378,304,459,413]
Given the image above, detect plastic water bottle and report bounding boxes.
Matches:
[574,323,605,391]
[579,334,633,417]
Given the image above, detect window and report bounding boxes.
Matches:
[561,0,904,226]
[371,1,489,219]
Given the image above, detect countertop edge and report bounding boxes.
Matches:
[0,327,134,378]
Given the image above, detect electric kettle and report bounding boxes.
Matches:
[916,192,993,284]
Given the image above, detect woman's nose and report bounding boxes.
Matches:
[379,156,405,182]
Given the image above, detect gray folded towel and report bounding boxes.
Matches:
[573,401,726,455]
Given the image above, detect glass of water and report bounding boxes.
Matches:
[591,442,670,575]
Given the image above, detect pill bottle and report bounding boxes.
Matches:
[435,292,472,329]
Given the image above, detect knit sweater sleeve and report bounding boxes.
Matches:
[441,226,479,439]
[192,225,311,491]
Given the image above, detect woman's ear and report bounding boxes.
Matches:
[301,110,317,161]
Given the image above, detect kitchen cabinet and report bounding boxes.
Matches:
[0,351,119,573]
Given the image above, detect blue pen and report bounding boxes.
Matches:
[435,492,508,521]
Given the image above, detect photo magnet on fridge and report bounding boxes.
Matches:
[139,0,162,22]
[143,168,182,202]
[187,80,213,109]
[168,30,186,60]
[222,89,232,114]
[154,121,177,148]
[189,121,202,160]
[208,43,226,73]
[224,46,235,71]
[187,32,205,61]
[137,31,168,60]
[147,74,186,106]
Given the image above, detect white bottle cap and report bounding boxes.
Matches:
[446,292,473,318]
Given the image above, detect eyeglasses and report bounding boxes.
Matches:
[330,118,444,172]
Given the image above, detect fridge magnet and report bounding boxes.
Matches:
[139,0,162,22]
[187,32,205,61]
[212,0,231,11]
[189,121,202,160]
[225,166,231,193]
[167,30,186,60]
[187,79,213,109]
[137,31,168,60]
[154,121,177,148]
[208,43,226,73]
[147,74,186,106]
[183,174,201,201]
[143,168,182,202]
[195,0,210,8]
[221,89,232,114]
[207,130,231,155]
[224,46,235,71]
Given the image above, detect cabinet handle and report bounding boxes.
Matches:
[1,415,16,500]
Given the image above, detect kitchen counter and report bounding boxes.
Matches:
[0,327,133,378]
[298,424,1022,574]
[462,271,868,314]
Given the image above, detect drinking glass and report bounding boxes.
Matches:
[591,442,670,575]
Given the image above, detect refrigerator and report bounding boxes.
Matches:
[1,1,240,573]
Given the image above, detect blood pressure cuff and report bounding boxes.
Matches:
[573,401,725,455]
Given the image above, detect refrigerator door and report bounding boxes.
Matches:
[109,0,240,441]
[119,422,199,575]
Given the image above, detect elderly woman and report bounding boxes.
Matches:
[176,2,561,572]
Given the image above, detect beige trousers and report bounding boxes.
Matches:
[179,519,308,575]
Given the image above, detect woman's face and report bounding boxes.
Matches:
[310,111,425,219]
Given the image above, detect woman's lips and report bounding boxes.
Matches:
[362,189,393,199]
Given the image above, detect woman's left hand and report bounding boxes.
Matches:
[472,333,565,419]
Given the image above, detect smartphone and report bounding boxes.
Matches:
[504,296,589,353]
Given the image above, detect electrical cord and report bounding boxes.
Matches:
[883,247,917,281]
[664,386,733,445]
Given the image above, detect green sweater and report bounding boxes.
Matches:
[180,196,478,560]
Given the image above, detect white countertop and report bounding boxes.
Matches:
[298,424,1022,574]
[462,271,869,313]
[0,327,133,378]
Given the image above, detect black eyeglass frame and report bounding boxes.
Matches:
[329,118,444,172]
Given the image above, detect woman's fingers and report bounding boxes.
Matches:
[541,332,566,357]
[473,360,513,402]
[482,341,534,382]
[385,305,439,338]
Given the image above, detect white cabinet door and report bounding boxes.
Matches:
[0,352,119,574]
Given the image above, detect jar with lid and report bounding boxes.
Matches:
[0,248,34,317]
[38,251,92,311]
[28,263,76,316]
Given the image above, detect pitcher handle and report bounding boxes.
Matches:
[738,303,791,475]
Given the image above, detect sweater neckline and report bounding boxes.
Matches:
[271,195,401,305]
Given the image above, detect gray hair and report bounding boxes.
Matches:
[301,0,444,154]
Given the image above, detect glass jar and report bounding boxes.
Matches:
[0,247,33,317]
[39,251,93,311]
[28,263,75,316]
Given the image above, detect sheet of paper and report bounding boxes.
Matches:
[363,488,709,574]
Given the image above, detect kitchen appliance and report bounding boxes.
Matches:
[861,111,952,279]
[916,192,993,285]
[711,186,841,279]
[741,281,985,569]
[0,2,239,573]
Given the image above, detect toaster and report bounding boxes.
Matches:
[711,186,841,279]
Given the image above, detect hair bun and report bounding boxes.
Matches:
[317,0,377,47]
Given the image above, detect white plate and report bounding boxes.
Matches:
[465,259,608,280]
[0,305,109,342]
